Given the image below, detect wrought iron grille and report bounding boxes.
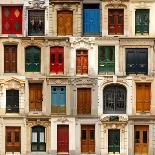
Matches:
[103,84,126,114]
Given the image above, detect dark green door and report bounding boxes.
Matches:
[25,46,40,72]
[108,129,120,153]
[135,9,149,34]
[98,46,115,74]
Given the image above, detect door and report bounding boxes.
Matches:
[2,6,23,34]
[50,47,64,74]
[81,125,95,153]
[108,129,120,153]
[57,11,73,36]
[4,45,17,73]
[76,50,88,75]
[29,83,42,111]
[25,46,41,72]
[108,9,124,35]
[136,83,151,112]
[57,125,69,153]
[134,125,149,155]
[31,126,46,152]
[135,9,149,35]
[5,127,21,152]
[83,4,100,35]
[77,88,91,114]
[98,46,115,73]
[51,86,66,114]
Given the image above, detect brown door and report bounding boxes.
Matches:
[108,9,124,35]
[136,83,151,112]
[5,127,21,152]
[4,45,17,73]
[81,125,95,153]
[57,125,69,153]
[134,125,149,155]
[29,83,42,111]
[77,88,91,114]
[76,50,88,75]
[57,11,73,36]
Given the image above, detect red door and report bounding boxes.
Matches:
[2,6,22,34]
[108,9,124,35]
[50,47,64,74]
[57,125,69,153]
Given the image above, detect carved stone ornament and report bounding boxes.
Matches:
[104,0,128,8]
[26,118,50,127]
[70,37,95,49]
[100,115,128,123]
[21,38,44,48]
[71,78,97,86]
[28,0,47,9]
[56,117,69,123]
[4,77,25,92]
[47,78,69,85]
[48,39,69,47]
[134,76,154,82]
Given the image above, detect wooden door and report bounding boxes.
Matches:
[136,83,151,112]
[51,86,66,114]
[57,11,73,36]
[29,83,42,111]
[134,125,149,155]
[4,45,17,73]
[2,6,22,34]
[83,4,100,35]
[57,125,69,153]
[108,9,124,35]
[6,127,21,152]
[50,47,64,74]
[81,125,95,153]
[77,88,91,114]
[135,9,149,34]
[76,50,88,75]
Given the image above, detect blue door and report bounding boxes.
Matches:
[51,87,66,114]
[83,4,100,35]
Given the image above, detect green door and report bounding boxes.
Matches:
[135,9,149,35]
[25,46,41,72]
[98,46,115,74]
[108,129,120,153]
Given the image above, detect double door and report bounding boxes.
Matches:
[81,125,95,153]
[134,126,149,155]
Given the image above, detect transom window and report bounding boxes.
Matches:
[103,84,126,114]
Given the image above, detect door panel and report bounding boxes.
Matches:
[77,88,91,114]
[4,45,17,73]
[29,83,42,111]
[76,50,88,75]
[134,126,149,155]
[136,83,151,112]
[108,9,124,35]
[2,6,22,34]
[83,4,100,35]
[57,11,73,36]
[57,125,69,153]
[50,47,64,74]
[6,127,21,152]
[81,125,95,153]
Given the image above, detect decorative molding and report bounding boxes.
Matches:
[27,118,50,127]
[71,78,97,86]
[48,39,69,47]
[56,117,69,123]
[47,78,69,85]
[103,0,128,8]
[70,37,95,49]
[3,77,25,93]
[21,38,44,48]
[28,0,47,9]
[134,76,154,82]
